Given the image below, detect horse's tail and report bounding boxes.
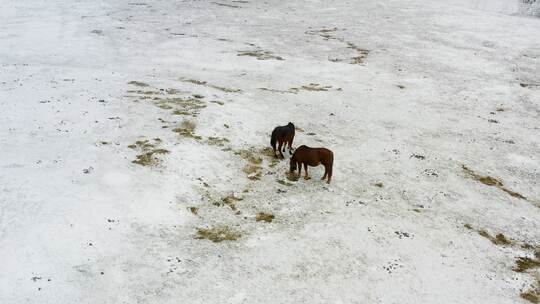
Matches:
[270,129,277,150]
[327,151,334,181]
[324,149,334,169]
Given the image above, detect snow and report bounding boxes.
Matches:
[1,0,539,303]
[440,0,540,16]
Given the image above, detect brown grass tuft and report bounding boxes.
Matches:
[237,50,283,61]
[173,120,202,140]
[514,256,540,273]
[221,194,243,211]
[194,226,241,242]
[462,165,527,200]
[256,212,275,223]
[129,138,169,167]
[128,80,150,87]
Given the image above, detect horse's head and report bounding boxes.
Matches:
[289,157,297,172]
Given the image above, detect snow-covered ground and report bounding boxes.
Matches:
[1,0,539,303]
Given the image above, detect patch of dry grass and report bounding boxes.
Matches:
[171,109,192,115]
[305,28,340,40]
[477,229,511,246]
[462,165,527,200]
[128,138,169,167]
[188,207,199,215]
[256,147,279,167]
[465,224,512,246]
[220,194,243,212]
[243,165,262,180]
[256,212,275,223]
[159,97,206,116]
[126,89,162,95]
[211,2,240,8]
[126,81,207,116]
[194,226,241,242]
[305,28,369,64]
[154,100,174,110]
[207,136,230,147]
[521,280,539,303]
[466,223,539,302]
[518,258,540,303]
[514,249,540,273]
[238,149,263,165]
[347,42,370,64]
[181,120,196,132]
[290,83,333,92]
[182,79,206,85]
[180,78,241,93]
[286,171,299,182]
[128,80,150,87]
[319,27,338,33]
[259,87,297,94]
[277,179,293,186]
[172,120,202,140]
[242,164,260,175]
[259,147,275,157]
[261,83,337,94]
[236,149,265,180]
[237,50,284,60]
[165,88,184,95]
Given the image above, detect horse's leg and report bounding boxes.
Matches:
[304,163,309,179]
[288,138,294,154]
[277,141,284,158]
[327,166,332,184]
[321,167,327,180]
[297,162,302,177]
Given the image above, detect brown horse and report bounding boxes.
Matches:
[270,122,295,158]
[290,145,333,183]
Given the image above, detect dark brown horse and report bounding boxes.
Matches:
[270,122,295,158]
[290,145,333,183]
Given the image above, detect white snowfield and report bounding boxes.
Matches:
[1,0,539,303]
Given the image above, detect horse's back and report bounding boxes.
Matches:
[291,145,308,159]
[299,145,331,155]
[316,148,333,162]
[318,148,333,156]
[294,145,332,161]
[274,125,289,136]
